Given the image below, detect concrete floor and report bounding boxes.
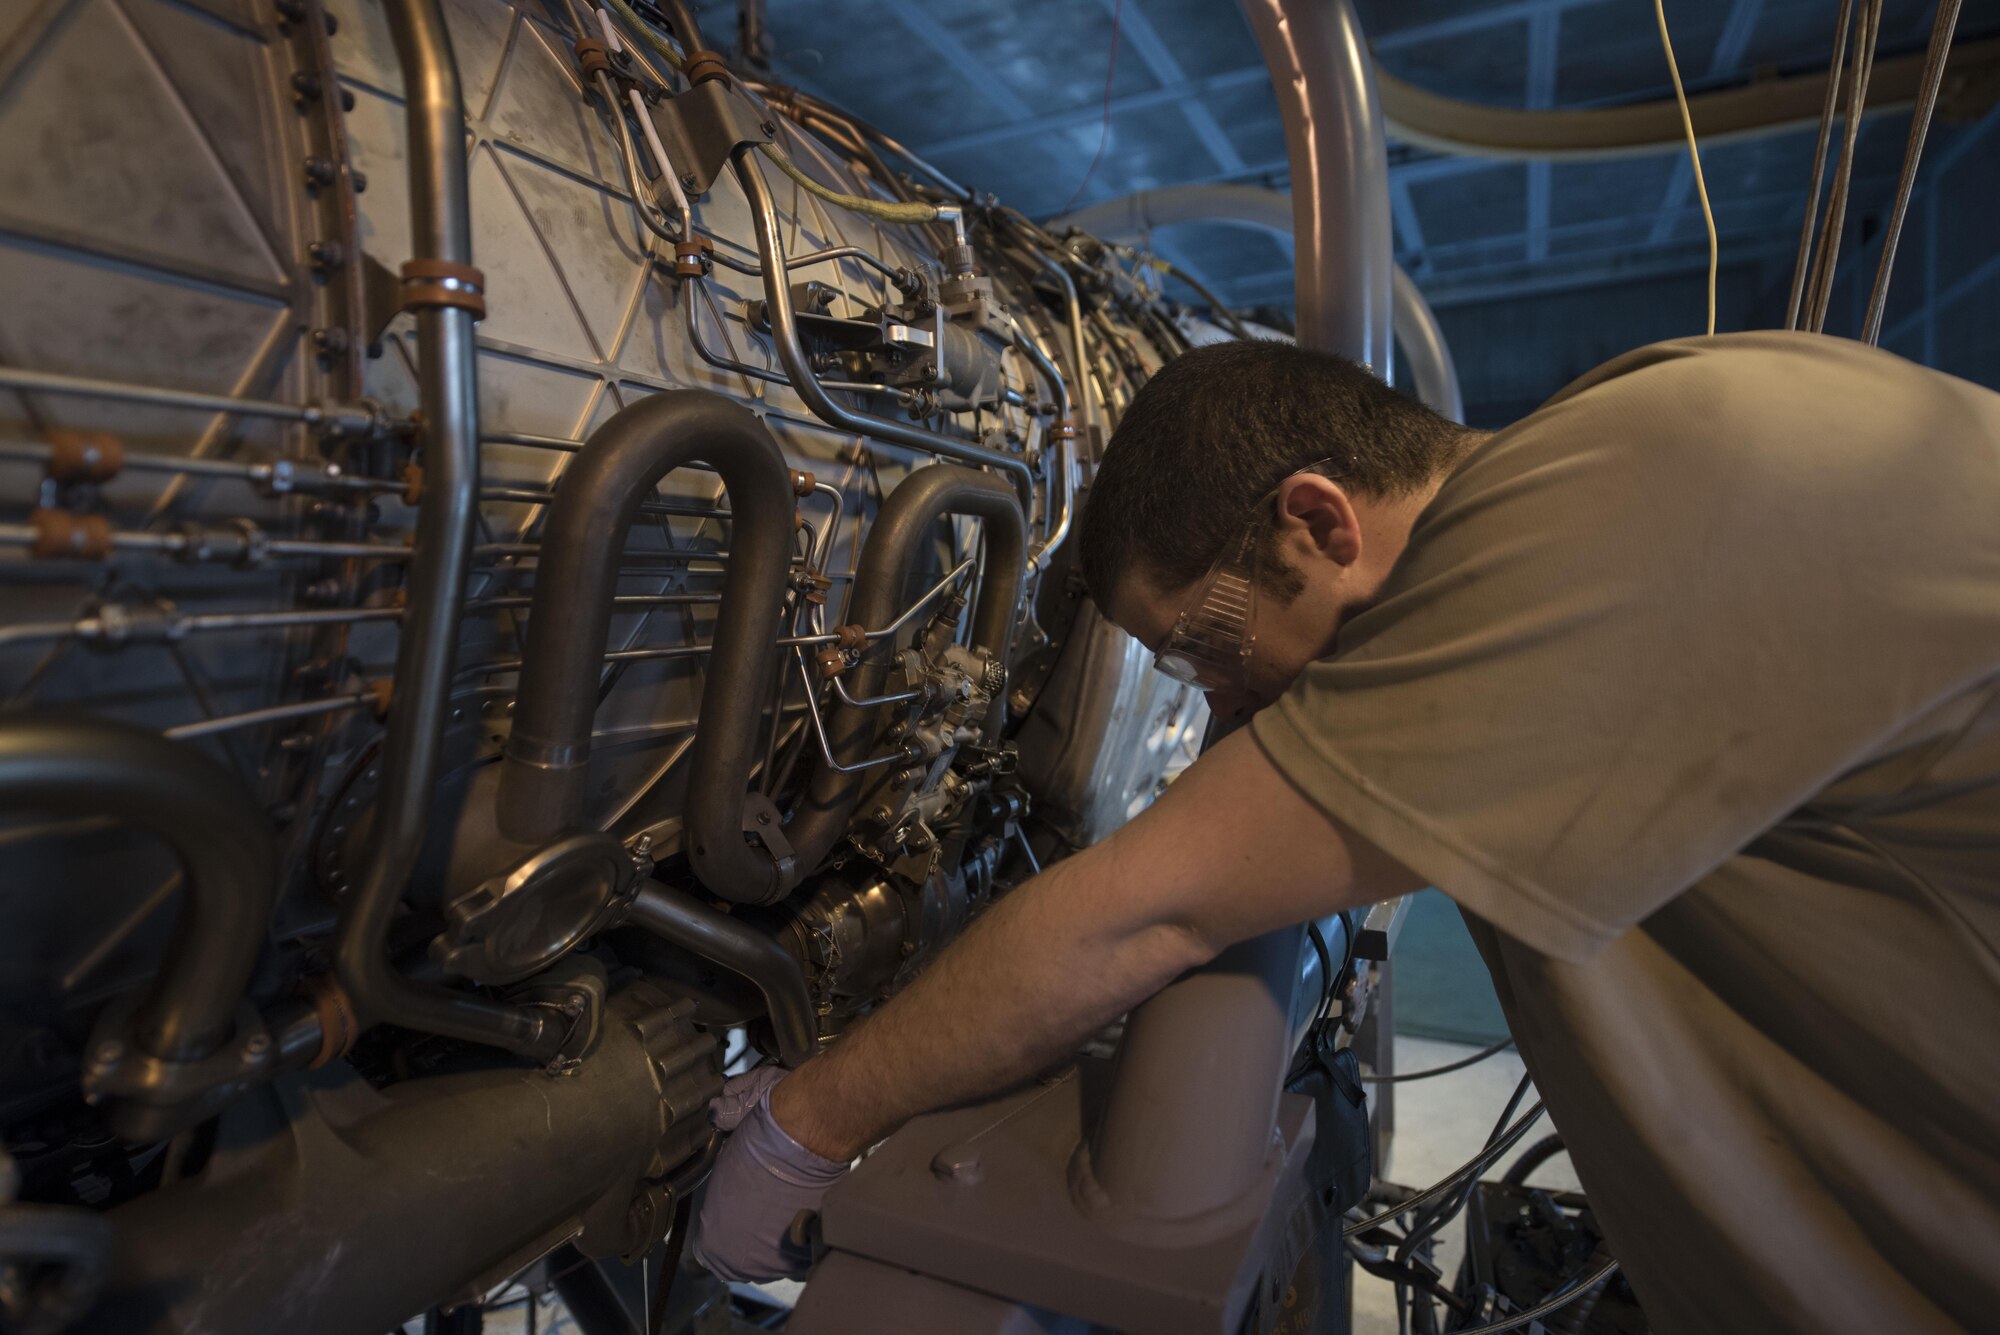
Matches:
[1352,1034,1579,1335]
[473,1033,1576,1334]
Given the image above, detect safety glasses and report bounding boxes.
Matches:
[1151,457,1351,691]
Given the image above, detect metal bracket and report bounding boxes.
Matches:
[743,791,797,881]
[641,78,775,198]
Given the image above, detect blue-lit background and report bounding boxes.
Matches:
[740,0,1998,426]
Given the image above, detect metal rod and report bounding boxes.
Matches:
[794,646,903,774]
[1785,0,1856,331]
[832,674,920,709]
[0,522,416,563]
[458,557,974,679]
[1861,0,1962,344]
[0,366,379,433]
[0,442,392,493]
[164,691,376,740]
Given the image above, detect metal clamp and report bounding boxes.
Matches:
[399,258,487,320]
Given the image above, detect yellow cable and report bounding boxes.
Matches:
[754,142,944,225]
[601,0,683,69]
[1655,0,1718,336]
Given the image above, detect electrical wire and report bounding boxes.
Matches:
[753,142,943,224]
[602,0,682,68]
[1342,1100,1547,1238]
[1441,1258,1621,1335]
[1056,0,1125,217]
[1362,1035,1513,1084]
[1653,0,1718,336]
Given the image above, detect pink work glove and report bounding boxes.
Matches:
[691,1064,851,1283]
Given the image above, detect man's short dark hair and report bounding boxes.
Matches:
[1079,340,1474,603]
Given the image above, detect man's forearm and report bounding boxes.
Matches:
[767,730,1416,1161]
[771,844,1212,1161]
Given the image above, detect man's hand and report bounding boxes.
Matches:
[691,1065,850,1283]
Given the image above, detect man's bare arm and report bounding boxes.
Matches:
[770,727,1423,1160]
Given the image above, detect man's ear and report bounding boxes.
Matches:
[1274,474,1362,567]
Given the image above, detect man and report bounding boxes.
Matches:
[694,334,2000,1332]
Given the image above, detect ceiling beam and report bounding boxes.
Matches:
[1105,0,1246,178]
[884,0,1034,122]
[915,65,1269,158]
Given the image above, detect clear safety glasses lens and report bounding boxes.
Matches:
[1152,528,1261,690]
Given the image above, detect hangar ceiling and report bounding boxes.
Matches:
[747,0,1999,421]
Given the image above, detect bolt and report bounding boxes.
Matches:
[339,87,356,112]
[308,239,346,270]
[93,1040,124,1066]
[291,72,323,103]
[243,1032,271,1060]
[756,809,771,825]
[759,119,778,137]
[868,803,894,825]
[349,169,367,193]
[313,327,350,355]
[323,10,339,33]
[680,172,698,190]
[563,994,585,1015]
[303,157,337,188]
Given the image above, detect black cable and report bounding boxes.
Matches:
[1363,1036,1513,1084]
[1500,1133,1568,1188]
[1442,1258,1621,1335]
[1343,1101,1547,1238]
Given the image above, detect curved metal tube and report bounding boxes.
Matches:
[0,715,274,1062]
[334,0,559,1061]
[625,884,816,1067]
[497,391,797,865]
[1238,0,1393,373]
[730,146,1035,506]
[1377,37,1999,162]
[1057,185,1462,421]
[781,465,1027,881]
[1390,265,1464,424]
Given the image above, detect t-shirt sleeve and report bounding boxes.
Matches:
[1252,333,2000,961]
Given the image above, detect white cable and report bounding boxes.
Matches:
[628,86,692,231]
[1655,0,1718,336]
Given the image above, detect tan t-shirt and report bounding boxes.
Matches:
[1251,332,2000,1333]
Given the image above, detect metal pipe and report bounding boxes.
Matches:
[1085,1,1393,1227]
[86,989,714,1335]
[1390,265,1464,423]
[1056,185,1461,418]
[1238,0,1394,372]
[625,884,816,1066]
[767,466,1027,901]
[334,0,561,1063]
[1009,329,1076,568]
[0,716,273,1064]
[0,366,378,433]
[493,392,797,891]
[730,147,1036,504]
[1377,35,2000,162]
